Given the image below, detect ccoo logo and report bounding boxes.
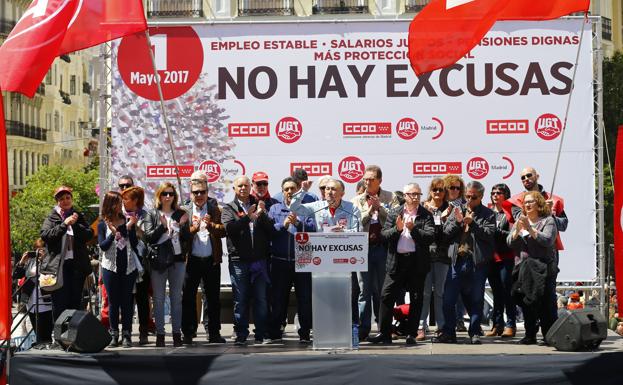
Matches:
[198,160,221,183]
[396,118,419,140]
[276,117,302,144]
[535,113,562,140]
[466,157,489,180]
[338,156,365,183]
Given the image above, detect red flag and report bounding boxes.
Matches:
[59,0,147,55]
[0,0,147,97]
[0,87,11,346]
[614,126,623,318]
[0,0,79,97]
[408,0,590,75]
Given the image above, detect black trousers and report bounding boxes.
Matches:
[51,260,88,321]
[377,255,427,336]
[520,264,558,339]
[135,268,151,334]
[181,256,222,337]
[28,311,53,344]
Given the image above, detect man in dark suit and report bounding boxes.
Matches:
[368,183,434,345]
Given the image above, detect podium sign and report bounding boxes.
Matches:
[294,232,369,273]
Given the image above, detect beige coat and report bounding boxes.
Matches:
[351,189,395,232]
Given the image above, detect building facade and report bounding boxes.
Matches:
[1,0,96,192]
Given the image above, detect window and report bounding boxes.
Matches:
[70,121,76,136]
[46,71,52,85]
[54,111,60,132]
[70,75,76,95]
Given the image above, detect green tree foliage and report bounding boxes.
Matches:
[9,165,98,254]
[603,51,623,247]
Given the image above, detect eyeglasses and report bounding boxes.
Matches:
[254,181,268,187]
[465,194,480,200]
[405,192,422,198]
[161,191,176,197]
[319,186,327,191]
[491,191,503,196]
[432,188,445,193]
[191,190,207,196]
[523,200,536,205]
[521,173,534,181]
[236,184,249,188]
[118,184,132,190]
[448,186,461,191]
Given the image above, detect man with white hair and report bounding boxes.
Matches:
[368,183,434,345]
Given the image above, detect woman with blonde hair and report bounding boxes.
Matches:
[507,191,558,345]
[143,182,191,347]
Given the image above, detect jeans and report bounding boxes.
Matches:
[357,244,387,334]
[102,268,137,332]
[51,259,88,321]
[419,262,449,331]
[182,256,222,337]
[442,257,488,337]
[268,258,312,339]
[488,259,516,328]
[229,261,268,340]
[151,262,185,335]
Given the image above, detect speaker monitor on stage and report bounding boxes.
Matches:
[546,309,607,351]
[54,310,111,353]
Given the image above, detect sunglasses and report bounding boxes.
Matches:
[491,191,503,196]
[432,188,445,193]
[521,173,534,181]
[191,190,207,196]
[523,200,536,205]
[465,194,480,200]
[118,184,132,190]
[319,186,327,191]
[161,191,176,197]
[448,186,461,191]
[254,181,268,187]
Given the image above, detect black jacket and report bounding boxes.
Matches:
[40,208,94,277]
[142,208,192,262]
[381,204,435,276]
[426,202,451,264]
[444,203,495,266]
[221,196,274,263]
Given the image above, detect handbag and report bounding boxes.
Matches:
[39,249,64,292]
[148,239,175,272]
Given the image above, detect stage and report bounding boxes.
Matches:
[9,325,623,385]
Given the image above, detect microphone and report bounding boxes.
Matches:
[335,203,361,232]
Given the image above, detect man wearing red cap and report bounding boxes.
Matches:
[251,171,278,212]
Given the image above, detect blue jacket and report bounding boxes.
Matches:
[268,202,316,261]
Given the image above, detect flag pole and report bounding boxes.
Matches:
[550,16,588,196]
[0,93,12,385]
[143,30,184,194]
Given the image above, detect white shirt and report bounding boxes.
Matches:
[396,207,418,254]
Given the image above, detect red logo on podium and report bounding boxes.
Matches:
[295,232,309,244]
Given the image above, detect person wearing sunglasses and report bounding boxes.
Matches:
[368,183,434,345]
[484,184,517,339]
[117,175,134,192]
[434,181,495,345]
[317,175,332,201]
[222,176,275,345]
[351,165,396,341]
[179,178,226,345]
[143,182,191,347]
[274,168,319,204]
[251,171,279,211]
[417,178,451,341]
[507,191,558,345]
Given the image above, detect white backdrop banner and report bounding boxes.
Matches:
[111,19,595,281]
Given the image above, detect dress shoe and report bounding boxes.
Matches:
[138,331,149,345]
[516,336,537,345]
[484,325,503,337]
[108,330,119,348]
[416,329,426,341]
[208,334,226,344]
[501,327,516,338]
[456,322,468,332]
[367,333,392,344]
[405,335,417,346]
[121,331,132,348]
[234,336,247,346]
[183,334,193,345]
[432,333,457,344]
[156,334,165,347]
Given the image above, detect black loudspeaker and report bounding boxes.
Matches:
[546,309,608,351]
[54,310,111,353]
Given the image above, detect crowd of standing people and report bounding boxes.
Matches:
[18,164,569,348]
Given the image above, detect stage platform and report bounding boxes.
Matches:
[9,324,623,385]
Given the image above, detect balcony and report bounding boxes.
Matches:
[59,90,72,105]
[36,83,45,96]
[6,121,48,142]
[313,0,368,15]
[82,81,91,95]
[145,0,204,18]
[238,0,294,16]
[602,17,612,41]
[405,0,430,13]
